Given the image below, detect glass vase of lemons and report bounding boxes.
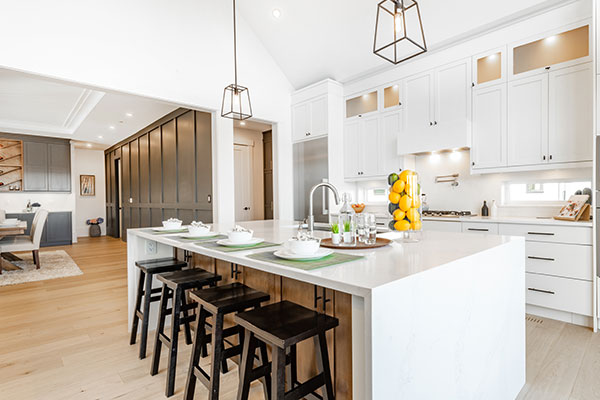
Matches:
[387,169,422,242]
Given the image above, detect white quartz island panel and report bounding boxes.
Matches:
[127,220,525,399]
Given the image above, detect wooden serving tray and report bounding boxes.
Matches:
[320,237,391,249]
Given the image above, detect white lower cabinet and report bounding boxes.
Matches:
[421,220,462,232]
[461,222,498,234]
[526,273,592,316]
[525,242,592,281]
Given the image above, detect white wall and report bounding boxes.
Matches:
[72,148,106,237]
[415,150,592,216]
[0,0,294,223]
[234,127,265,220]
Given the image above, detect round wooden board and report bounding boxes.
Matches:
[320,237,392,249]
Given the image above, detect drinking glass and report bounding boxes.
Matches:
[365,213,377,244]
[357,214,368,243]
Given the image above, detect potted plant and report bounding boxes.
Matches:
[331,223,340,245]
[86,217,104,237]
[343,220,353,244]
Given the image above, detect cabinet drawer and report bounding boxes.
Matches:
[461,222,498,234]
[498,223,592,245]
[526,242,592,281]
[525,273,592,316]
[422,220,462,233]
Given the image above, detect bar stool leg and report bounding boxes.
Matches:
[236,330,256,400]
[139,272,153,359]
[272,346,286,400]
[208,312,225,400]
[286,344,298,390]
[151,284,169,376]
[166,287,183,397]
[258,341,272,400]
[129,271,145,346]
[184,305,208,400]
[180,293,193,346]
[315,332,335,400]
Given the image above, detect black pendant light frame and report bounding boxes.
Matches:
[373,0,427,65]
[221,0,253,120]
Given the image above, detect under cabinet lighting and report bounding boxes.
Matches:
[109,126,115,130]
[97,135,103,139]
[450,150,462,161]
[272,9,281,18]
[125,112,133,117]
[86,143,92,148]
[429,152,441,163]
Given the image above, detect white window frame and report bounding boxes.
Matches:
[501,178,592,206]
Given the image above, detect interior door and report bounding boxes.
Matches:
[234,144,253,222]
[508,73,548,166]
[548,62,593,163]
[472,84,507,169]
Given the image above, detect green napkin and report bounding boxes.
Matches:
[246,251,364,271]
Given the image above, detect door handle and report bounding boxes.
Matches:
[527,256,555,261]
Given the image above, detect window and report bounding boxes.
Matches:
[366,188,388,203]
[503,180,591,204]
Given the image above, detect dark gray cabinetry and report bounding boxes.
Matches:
[22,138,71,192]
[6,211,72,247]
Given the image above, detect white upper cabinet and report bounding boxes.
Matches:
[472,83,507,169]
[343,120,360,179]
[346,91,378,119]
[292,95,328,142]
[381,83,402,111]
[344,115,381,179]
[472,47,506,89]
[508,73,548,166]
[380,110,403,174]
[399,58,471,154]
[548,62,593,163]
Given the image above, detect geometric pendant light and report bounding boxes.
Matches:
[373,0,427,65]
[221,0,253,120]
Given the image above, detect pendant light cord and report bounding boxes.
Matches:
[233,0,238,88]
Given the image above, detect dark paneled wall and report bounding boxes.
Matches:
[104,109,213,239]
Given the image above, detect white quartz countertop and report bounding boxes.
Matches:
[128,220,521,296]
[423,215,592,227]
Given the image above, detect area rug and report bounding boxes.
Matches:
[0,250,83,287]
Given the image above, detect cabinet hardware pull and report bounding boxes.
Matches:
[545,66,551,70]
[472,162,475,166]
[230,263,242,280]
[543,155,546,160]
[314,286,330,312]
[472,82,475,87]
[434,121,438,125]
[429,122,433,126]
[549,155,552,160]
[527,232,554,236]
[399,101,402,106]
[207,194,212,203]
[468,228,489,232]
[527,256,555,261]
[527,287,555,295]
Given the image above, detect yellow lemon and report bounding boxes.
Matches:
[407,208,420,222]
[399,170,413,183]
[393,209,405,221]
[388,191,401,204]
[399,195,412,211]
[410,220,422,231]
[394,220,411,231]
[392,179,405,194]
[412,197,421,209]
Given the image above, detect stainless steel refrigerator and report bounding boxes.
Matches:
[293,137,329,223]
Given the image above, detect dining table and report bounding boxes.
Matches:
[0,220,27,273]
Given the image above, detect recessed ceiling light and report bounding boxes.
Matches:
[109,126,115,130]
[86,143,92,148]
[125,112,133,117]
[240,121,246,126]
[272,9,281,18]
[97,135,103,139]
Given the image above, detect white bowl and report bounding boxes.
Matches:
[162,220,182,229]
[188,225,210,236]
[227,230,253,244]
[1,218,18,226]
[287,238,321,256]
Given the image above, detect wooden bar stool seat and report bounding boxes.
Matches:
[151,268,222,397]
[235,301,339,400]
[130,257,188,359]
[184,283,270,400]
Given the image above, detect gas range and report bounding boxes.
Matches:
[422,210,473,218]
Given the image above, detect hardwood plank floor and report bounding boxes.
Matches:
[1,236,599,399]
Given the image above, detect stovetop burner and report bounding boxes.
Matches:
[422,210,473,217]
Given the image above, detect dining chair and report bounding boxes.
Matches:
[0,209,48,269]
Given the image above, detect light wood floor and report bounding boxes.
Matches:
[1,237,599,400]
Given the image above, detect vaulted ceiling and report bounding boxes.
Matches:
[239,0,570,89]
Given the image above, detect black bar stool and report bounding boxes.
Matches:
[130,257,188,359]
[150,269,222,397]
[184,282,271,400]
[235,301,339,400]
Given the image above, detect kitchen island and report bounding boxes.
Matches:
[127,220,525,399]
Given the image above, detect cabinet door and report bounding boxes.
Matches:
[43,212,72,246]
[548,62,593,163]
[380,111,403,175]
[401,71,433,153]
[508,74,548,166]
[23,141,48,191]
[309,96,328,138]
[472,84,507,169]
[343,120,359,179]
[434,59,471,149]
[358,115,380,177]
[292,102,310,142]
[48,143,71,192]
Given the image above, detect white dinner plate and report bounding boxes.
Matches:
[216,238,264,247]
[152,226,186,232]
[179,232,217,239]
[274,248,334,261]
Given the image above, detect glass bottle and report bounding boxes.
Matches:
[338,192,356,246]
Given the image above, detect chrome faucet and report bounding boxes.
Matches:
[308,182,340,233]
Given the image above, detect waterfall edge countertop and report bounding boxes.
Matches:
[127,219,523,297]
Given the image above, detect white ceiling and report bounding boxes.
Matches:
[239,0,567,89]
[0,69,178,148]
